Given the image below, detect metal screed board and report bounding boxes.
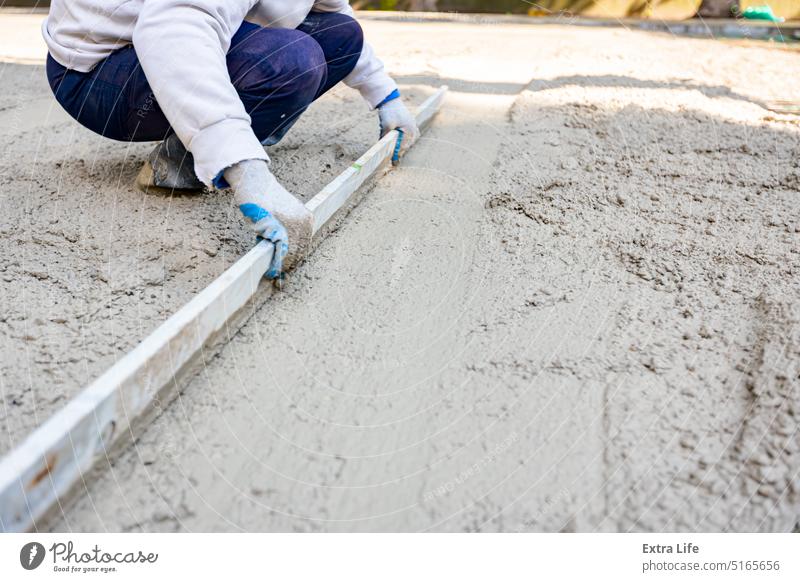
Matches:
[0,86,448,532]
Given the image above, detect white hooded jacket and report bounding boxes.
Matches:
[43,0,397,184]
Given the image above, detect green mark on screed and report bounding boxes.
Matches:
[352,162,363,171]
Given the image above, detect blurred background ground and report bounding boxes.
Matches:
[2,0,800,19]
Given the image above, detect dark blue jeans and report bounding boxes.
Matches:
[46,12,364,146]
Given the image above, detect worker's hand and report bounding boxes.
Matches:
[378,94,419,156]
[224,160,313,279]
[239,204,289,279]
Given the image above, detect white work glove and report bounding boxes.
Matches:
[224,160,313,279]
[378,93,419,159]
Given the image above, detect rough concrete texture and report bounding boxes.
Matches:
[0,16,798,532]
[0,55,429,457]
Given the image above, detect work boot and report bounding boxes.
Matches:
[136,133,204,192]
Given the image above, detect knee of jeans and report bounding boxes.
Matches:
[316,13,364,59]
[232,29,326,98]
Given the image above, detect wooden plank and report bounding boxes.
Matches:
[766,101,800,115]
[0,242,274,532]
[307,86,447,235]
[307,135,396,234]
[0,86,447,532]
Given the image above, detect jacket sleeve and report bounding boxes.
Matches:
[133,0,267,186]
[311,0,398,109]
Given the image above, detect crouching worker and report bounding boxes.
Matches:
[43,0,419,278]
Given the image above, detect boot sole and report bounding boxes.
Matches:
[136,161,205,195]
